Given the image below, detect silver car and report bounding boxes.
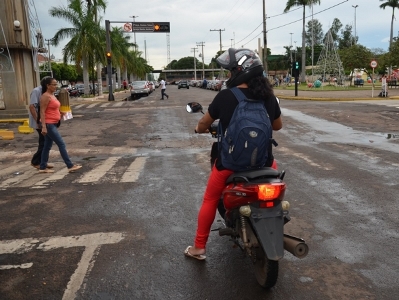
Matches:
[130,81,150,99]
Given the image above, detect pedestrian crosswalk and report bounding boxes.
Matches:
[0,147,147,190]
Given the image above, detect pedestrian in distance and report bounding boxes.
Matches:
[184,48,282,260]
[159,79,169,100]
[28,76,54,170]
[39,77,82,174]
[123,79,128,93]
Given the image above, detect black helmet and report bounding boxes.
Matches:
[216,48,264,88]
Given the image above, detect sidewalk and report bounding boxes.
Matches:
[274,86,399,101]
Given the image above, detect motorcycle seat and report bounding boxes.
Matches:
[226,167,280,184]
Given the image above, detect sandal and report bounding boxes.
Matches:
[184,246,206,261]
[68,164,82,173]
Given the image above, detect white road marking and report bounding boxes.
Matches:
[114,101,125,107]
[32,168,70,188]
[0,263,33,270]
[86,103,99,108]
[0,167,38,188]
[120,157,147,182]
[73,104,85,109]
[100,103,111,107]
[77,156,120,183]
[0,232,125,300]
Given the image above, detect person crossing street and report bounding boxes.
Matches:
[159,79,169,100]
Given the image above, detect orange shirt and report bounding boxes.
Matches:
[45,96,61,124]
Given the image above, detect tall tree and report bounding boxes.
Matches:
[305,19,324,47]
[338,24,355,49]
[49,0,104,94]
[379,0,399,51]
[284,0,321,82]
[329,18,343,46]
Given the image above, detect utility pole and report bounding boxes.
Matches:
[289,33,293,77]
[191,47,198,81]
[352,5,358,45]
[197,42,205,80]
[262,0,268,75]
[45,38,53,78]
[129,15,139,49]
[210,29,225,52]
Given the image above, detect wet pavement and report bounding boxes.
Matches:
[1,86,398,299]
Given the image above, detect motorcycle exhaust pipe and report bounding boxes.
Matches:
[283,234,309,259]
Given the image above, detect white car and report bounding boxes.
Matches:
[130,81,150,99]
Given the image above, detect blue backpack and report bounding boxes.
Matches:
[219,87,273,172]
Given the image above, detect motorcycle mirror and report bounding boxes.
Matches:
[186,102,203,114]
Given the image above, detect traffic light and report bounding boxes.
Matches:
[292,61,300,77]
[101,67,107,74]
[106,52,111,64]
[153,22,170,32]
[111,67,116,74]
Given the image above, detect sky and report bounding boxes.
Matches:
[34,0,398,70]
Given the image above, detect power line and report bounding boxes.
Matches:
[236,0,349,48]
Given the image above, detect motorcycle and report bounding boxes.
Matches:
[186,102,308,289]
[68,87,82,98]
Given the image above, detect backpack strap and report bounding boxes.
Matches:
[229,87,246,103]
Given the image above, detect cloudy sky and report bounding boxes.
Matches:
[35,0,397,70]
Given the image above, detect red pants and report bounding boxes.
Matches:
[194,159,278,249]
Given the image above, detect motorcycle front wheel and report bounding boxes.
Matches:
[253,247,279,289]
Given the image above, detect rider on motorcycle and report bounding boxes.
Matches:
[184,48,283,260]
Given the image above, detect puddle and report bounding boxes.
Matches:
[281,108,399,154]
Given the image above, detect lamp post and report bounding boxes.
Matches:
[352,5,358,45]
[45,38,53,77]
[129,15,139,49]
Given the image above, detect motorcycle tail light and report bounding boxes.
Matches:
[259,201,275,208]
[257,183,286,200]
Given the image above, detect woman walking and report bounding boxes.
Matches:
[39,77,82,173]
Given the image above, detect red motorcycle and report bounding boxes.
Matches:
[186,102,308,289]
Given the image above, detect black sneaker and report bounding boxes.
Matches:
[166,95,169,99]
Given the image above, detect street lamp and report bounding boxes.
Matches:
[45,38,54,77]
[352,5,358,45]
[129,15,139,49]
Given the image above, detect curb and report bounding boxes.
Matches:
[275,94,399,101]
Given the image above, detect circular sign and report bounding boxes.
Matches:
[370,60,378,68]
[123,23,132,32]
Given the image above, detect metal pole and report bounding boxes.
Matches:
[197,42,205,79]
[352,5,358,45]
[210,29,225,52]
[191,47,198,81]
[262,0,268,74]
[129,15,139,49]
[45,39,53,78]
[105,20,114,101]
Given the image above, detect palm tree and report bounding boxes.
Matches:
[380,0,399,77]
[379,0,399,50]
[49,0,105,94]
[284,0,321,82]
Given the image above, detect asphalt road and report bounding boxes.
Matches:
[0,86,398,299]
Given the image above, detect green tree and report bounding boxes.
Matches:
[328,18,342,46]
[284,0,321,82]
[338,44,373,76]
[379,0,399,50]
[338,24,354,49]
[49,0,105,95]
[305,19,324,46]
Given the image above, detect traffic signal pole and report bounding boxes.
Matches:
[105,20,115,101]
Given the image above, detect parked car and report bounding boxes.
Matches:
[178,80,189,89]
[130,81,150,99]
[148,81,155,93]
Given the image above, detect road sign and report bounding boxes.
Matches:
[123,22,132,32]
[131,22,170,33]
[370,60,378,68]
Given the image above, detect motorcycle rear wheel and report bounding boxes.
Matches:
[254,247,279,289]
